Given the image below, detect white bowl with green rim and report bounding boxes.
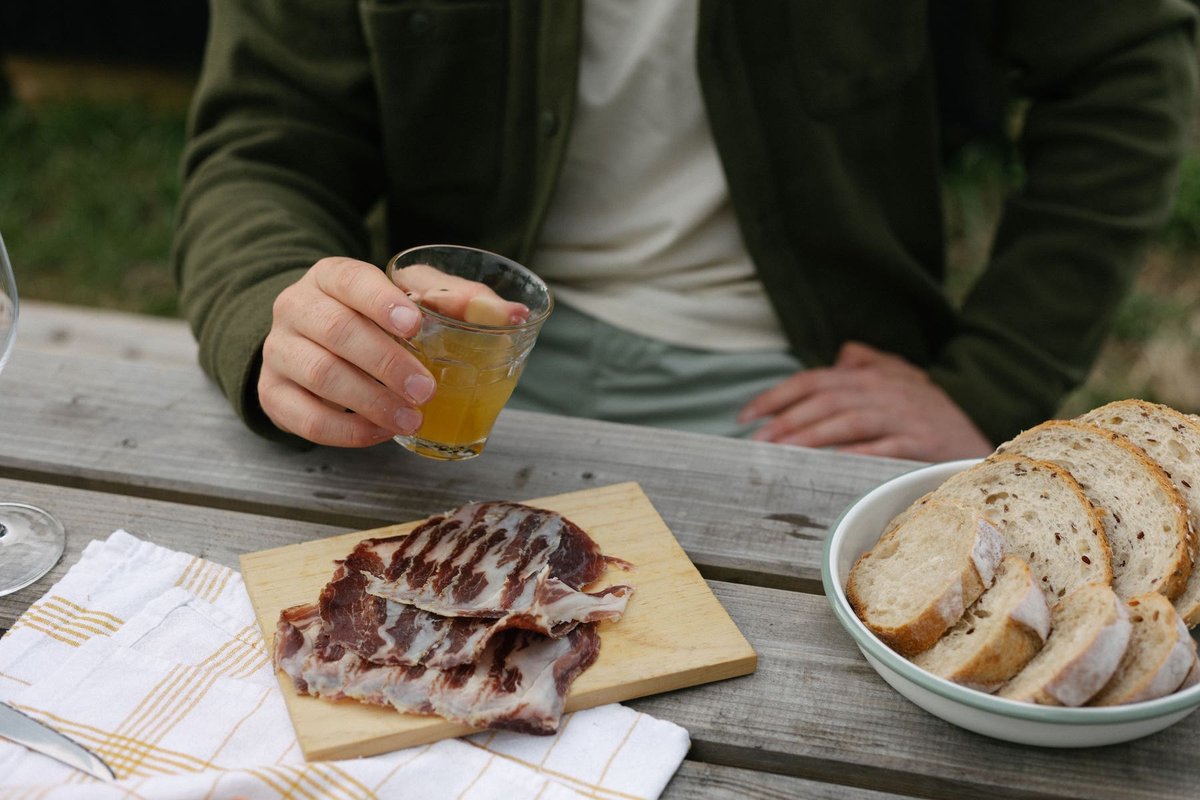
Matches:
[821,458,1200,747]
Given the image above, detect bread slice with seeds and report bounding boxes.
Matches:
[1090,591,1198,705]
[847,499,1004,657]
[995,419,1192,601]
[911,555,1051,691]
[1077,399,1200,625]
[927,453,1112,606]
[997,583,1132,706]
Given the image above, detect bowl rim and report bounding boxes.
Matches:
[821,458,1200,725]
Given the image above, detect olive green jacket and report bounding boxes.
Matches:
[172,0,1198,446]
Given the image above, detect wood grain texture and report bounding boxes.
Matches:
[0,347,917,592]
[11,308,1196,797]
[665,761,917,799]
[1,479,1198,798]
[631,583,1200,800]
[241,482,757,760]
[18,300,198,367]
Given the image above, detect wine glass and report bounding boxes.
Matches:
[0,232,66,596]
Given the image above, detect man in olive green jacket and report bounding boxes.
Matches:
[172,1,1198,459]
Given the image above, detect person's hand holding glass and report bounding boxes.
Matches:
[0,233,66,596]
[386,245,553,461]
[258,245,551,459]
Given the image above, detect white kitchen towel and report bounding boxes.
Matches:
[0,530,690,799]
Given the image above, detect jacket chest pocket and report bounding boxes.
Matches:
[360,0,506,197]
[787,1,929,117]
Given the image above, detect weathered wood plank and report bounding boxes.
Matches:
[665,761,917,800]
[1,479,1196,800]
[17,300,197,367]
[0,347,916,590]
[630,582,1200,800]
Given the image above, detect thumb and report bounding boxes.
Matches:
[834,340,886,368]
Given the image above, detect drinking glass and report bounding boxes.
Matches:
[0,233,66,596]
[387,244,553,461]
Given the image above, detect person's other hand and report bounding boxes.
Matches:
[738,341,994,461]
[258,257,436,446]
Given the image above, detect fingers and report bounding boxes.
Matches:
[258,368,401,448]
[739,348,994,461]
[312,257,425,339]
[263,327,423,425]
[749,387,875,447]
[393,264,529,324]
[278,289,434,405]
[738,369,839,424]
[258,257,438,447]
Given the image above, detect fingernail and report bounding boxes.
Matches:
[390,304,421,334]
[394,407,422,434]
[405,374,436,404]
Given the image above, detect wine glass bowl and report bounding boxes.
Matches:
[0,233,67,597]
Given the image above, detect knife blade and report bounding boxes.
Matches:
[0,701,115,781]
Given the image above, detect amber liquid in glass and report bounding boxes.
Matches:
[404,328,524,460]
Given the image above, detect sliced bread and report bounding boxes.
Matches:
[995,419,1193,600]
[911,555,1050,692]
[928,453,1113,605]
[847,499,1004,657]
[1090,591,1198,705]
[1077,399,1200,625]
[997,583,1132,706]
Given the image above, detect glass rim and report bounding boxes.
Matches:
[386,244,554,331]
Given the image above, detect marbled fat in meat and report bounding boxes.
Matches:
[274,500,629,733]
[274,602,601,734]
[360,501,632,633]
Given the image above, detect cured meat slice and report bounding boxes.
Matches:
[360,501,633,630]
[321,554,503,669]
[322,535,629,668]
[274,603,600,734]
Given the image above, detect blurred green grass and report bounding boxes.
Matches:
[1,83,1197,415]
[0,98,185,316]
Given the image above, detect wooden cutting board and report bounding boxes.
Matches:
[241,481,757,760]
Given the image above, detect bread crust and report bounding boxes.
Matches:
[996,419,1193,600]
[1077,399,1200,625]
[848,502,1003,657]
[1091,592,1198,706]
[911,556,1050,691]
[932,453,1113,605]
[998,583,1132,706]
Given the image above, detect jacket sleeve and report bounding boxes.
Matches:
[171,0,384,441]
[929,1,1198,444]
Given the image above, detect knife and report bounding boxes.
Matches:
[0,701,115,781]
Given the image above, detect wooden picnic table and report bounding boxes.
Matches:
[1,301,1197,799]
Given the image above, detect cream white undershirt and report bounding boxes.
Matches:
[531,0,790,352]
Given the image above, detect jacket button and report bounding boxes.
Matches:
[540,109,559,137]
[408,11,432,35]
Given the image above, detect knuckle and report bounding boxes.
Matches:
[299,350,338,391]
[292,410,329,442]
[330,261,368,297]
[272,286,298,319]
[314,303,358,350]
[374,346,410,388]
[840,412,874,441]
[363,385,403,423]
